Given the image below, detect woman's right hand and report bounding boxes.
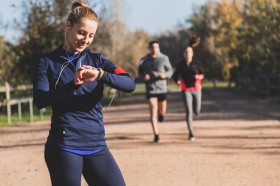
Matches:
[74,65,100,85]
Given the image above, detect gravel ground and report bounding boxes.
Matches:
[0,87,280,186]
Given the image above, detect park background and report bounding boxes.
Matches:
[0,0,280,123]
[0,0,280,185]
[0,0,279,85]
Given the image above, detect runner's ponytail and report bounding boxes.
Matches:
[188,34,200,48]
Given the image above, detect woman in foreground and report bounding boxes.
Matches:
[33,1,135,185]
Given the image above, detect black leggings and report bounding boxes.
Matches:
[45,146,126,186]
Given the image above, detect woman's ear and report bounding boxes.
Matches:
[65,21,71,30]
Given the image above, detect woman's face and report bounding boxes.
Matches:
[66,17,98,53]
[184,47,193,62]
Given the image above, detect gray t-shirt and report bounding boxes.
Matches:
[138,52,173,94]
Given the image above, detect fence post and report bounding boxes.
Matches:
[18,100,22,121]
[7,101,11,124]
[213,79,217,88]
[29,98,33,123]
[40,109,43,120]
[5,82,10,101]
[5,82,11,123]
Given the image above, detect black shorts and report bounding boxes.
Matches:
[146,93,167,102]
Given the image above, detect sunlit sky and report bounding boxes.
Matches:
[0,0,208,43]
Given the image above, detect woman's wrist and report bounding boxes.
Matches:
[97,68,104,81]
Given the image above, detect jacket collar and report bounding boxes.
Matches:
[55,45,89,61]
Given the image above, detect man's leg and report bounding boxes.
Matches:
[148,97,159,142]
[158,93,167,122]
[158,100,167,122]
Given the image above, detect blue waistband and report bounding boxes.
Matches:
[60,147,103,155]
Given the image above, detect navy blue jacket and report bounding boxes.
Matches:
[33,46,135,150]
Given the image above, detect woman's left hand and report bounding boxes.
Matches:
[195,74,204,80]
[74,65,100,85]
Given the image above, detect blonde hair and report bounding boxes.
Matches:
[67,0,98,26]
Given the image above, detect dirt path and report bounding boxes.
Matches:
[0,87,280,186]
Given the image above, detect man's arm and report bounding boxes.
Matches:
[163,56,173,79]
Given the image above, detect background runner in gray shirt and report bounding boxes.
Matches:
[138,41,173,142]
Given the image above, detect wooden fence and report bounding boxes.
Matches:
[0,82,37,123]
[237,73,280,95]
[0,83,120,124]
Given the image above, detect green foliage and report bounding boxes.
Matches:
[237,0,280,74]
[16,0,70,83]
[188,3,222,80]
[207,0,243,80]
[157,30,189,67]
[0,38,20,85]
[157,2,222,80]
[1,0,280,85]
[185,0,280,80]
[115,30,151,77]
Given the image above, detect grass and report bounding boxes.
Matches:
[0,85,147,127]
[202,81,233,89]
[125,82,233,95]
[1,81,277,127]
[132,84,146,94]
[0,107,52,127]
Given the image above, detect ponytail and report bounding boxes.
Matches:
[188,34,200,48]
